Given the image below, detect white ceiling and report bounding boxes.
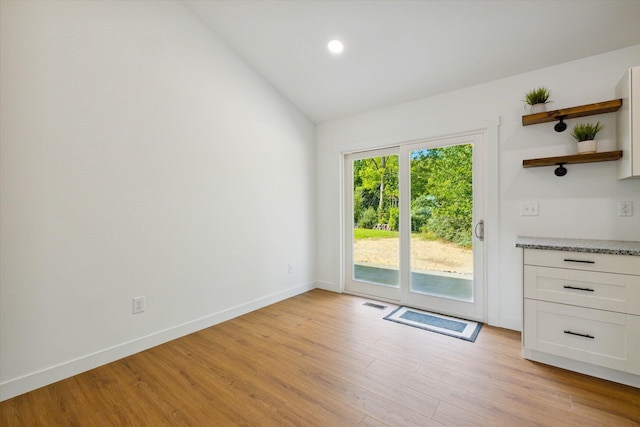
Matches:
[183,0,640,123]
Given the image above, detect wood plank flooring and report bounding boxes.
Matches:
[2,289,639,426]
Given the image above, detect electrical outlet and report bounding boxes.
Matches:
[618,201,633,217]
[132,296,146,314]
[521,201,539,216]
[288,263,294,274]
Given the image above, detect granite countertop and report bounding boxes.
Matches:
[515,236,640,256]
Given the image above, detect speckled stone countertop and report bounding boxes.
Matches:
[515,236,640,256]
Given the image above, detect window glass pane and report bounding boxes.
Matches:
[352,155,399,287]
[409,145,473,301]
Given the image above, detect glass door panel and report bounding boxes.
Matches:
[344,148,401,301]
[409,144,473,302]
[400,133,484,322]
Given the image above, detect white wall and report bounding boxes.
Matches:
[316,45,640,330]
[0,0,316,400]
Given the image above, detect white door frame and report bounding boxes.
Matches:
[341,125,496,324]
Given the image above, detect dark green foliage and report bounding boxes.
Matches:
[352,145,472,247]
[353,156,398,227]
[424,145,473,247]
[410,149,435,201]
[410,194,436,232]
[388,207,399,231]
[353,187,364,224]
[357,206,378,229]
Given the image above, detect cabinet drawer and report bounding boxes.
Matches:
[524,249,640,275]
[524,300,640,374]
[524,266,640,314]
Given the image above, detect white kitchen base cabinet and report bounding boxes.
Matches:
[516,237,640,388]
[524,300,640,375]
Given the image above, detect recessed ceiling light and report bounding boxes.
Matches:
[327,40,344,54]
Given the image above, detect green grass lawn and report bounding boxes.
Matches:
[353,228,399,239]
[354,228,442,241]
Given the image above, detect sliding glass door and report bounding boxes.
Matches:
[344,132,485,321]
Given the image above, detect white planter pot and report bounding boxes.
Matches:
[530,103,547,114]
[577,139,597,154]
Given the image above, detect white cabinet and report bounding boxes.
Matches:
[616,65,640,180]
[522,247,640,387]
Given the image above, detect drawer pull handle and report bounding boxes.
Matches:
[563,285,594,292]
[563,258,595,264]
[564,330,595,339]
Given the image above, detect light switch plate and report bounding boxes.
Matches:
[522,201,539,216]
[132,296,146,314]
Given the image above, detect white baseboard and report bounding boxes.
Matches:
[524,348,640,388]
[315,280,341,293]
[0,281,316,402]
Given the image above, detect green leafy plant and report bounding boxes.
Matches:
[523,86,551,106]
[571,122,603,142]
[388,207,399,231]
[356,206,378,229]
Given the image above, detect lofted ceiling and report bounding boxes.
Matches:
[183,0,640,123]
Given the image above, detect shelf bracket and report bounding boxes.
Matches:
[554,116,567,133]
[554,163,568,177]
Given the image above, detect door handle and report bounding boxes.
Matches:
[474,219,484,241]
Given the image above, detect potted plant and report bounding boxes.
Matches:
[523,86,551,114]
[571,121,603,154]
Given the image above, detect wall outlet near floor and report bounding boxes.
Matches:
[521,201,539,216]
[132,296,146,314]
[618,201,633,217]
[288,263,294,274]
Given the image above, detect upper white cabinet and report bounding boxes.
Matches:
[616,66,640,180]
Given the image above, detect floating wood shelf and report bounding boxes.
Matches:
[522,99,623,130]
[522,150,623,176]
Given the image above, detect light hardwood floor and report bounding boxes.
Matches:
[2,289,639,426]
